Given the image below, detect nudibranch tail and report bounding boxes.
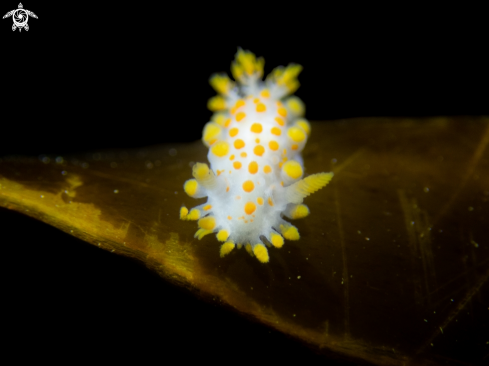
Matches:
[180,48,333,263]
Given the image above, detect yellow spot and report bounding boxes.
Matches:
[207,96,226,111]
[227,216,232,220]
[242,180,254,193]
[212,113,226,127]
[211,141,230,157]
[234,139,245,149]
[245,243,253,256]
[203,204,212,211]
[236,112,246,122]
[229,127,239,137]
[209,73,234,95]
[179,206,188,220]
[217,169,224,176]
[202,122,221,147]
[248,161,258,174]
[194,228,213,240]
[287,127,306,143]
[274,116,285,126]
[193,164,210,185]
[229,154,235,161]
[198,216,216,230]
[250,123,263,133]
[220,242,235,257]
[233,161,242,169]
[187,208,200,220]
[184,179,199,197]
[253,145,265,156]
[253,98,260,104]
[257,197,264,205]
[244,201,256,215]
[255,138,260,143]
[271,127,282,136]
[231,99,245,114]
[279,162,283,168]
[295,119,311,135]
[216,230,230,242]
[269,141,279,151]
[240,152,247,158]
[264,165,272,174]
[283,161,303,179]
[253,244,269,263]
[256,103,266,112]
[268,197,274,206]
[224,118,231,127]
[260,89,270,98]
[291,204,310,219]
[291,144,298,150]
[285,96,305,116]
[278,107,287,117]
[280,224,300,240]
[283,148,287,155]
[270,232,284,248]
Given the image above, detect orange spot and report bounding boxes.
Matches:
[236,196,241,200]
[226,187,230,192]
[278,107,287,117]
[236,112,246,122]
[227,216,232,220]
[256,103,266,112]
[233,161,242,169]
[242,180,254,192]
[291,144,298,150]
[229,128,239,137]
[234,139,245,149]
[203,205,212,211]
[231,99,245,114]
[274,117,285,126]
[257,197,264,205]
[244,202,256,215]
[250,123,263,133]
[279,162,283,168]
[254,145,265,156]
[268,197,274,206]
[281,181,284,186]
[263,165,272,174]
[240,152,247,158]
[269,141,279,151]
[229,154,235,161]
[271,127,282,136]
[209,139,217,145]
[224,118,231,127]
[248,161,258,174]
[217,169,224,176]
[255,138,260,143]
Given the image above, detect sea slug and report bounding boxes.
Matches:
[180,49,333,263]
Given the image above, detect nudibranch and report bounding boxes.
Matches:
[180,49,333,263]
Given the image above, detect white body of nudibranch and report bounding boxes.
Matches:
[180,49,333,263]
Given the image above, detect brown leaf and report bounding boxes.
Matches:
[1,117,488,365]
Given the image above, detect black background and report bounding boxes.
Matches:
[1,2,487,363]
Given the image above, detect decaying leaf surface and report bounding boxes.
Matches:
[1,117,488,365]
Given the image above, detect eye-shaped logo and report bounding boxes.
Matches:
[3,3,38,32]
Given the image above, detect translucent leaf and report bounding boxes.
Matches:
[1,117,488,364]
